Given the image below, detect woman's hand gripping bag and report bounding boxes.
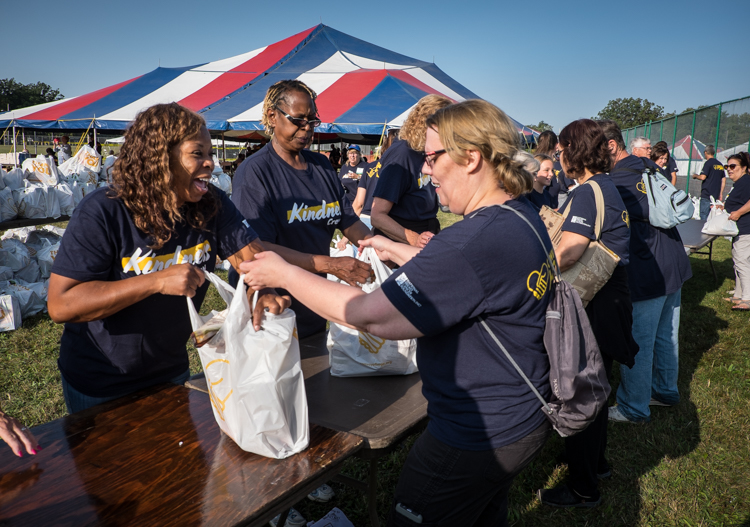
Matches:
[327,247,418,377]
[187,271,309,459]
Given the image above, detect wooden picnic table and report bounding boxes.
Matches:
[0,383,363,527]
[187,331,428,526]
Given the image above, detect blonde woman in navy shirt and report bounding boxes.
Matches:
[242,100,553,527]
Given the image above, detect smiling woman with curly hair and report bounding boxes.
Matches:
[47,103,289,414]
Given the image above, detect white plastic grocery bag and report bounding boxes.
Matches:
[187,271,309,459]
[57,145,101,177]
[327,247,418,377]
[0,294,22,332]
[702,198,739,237]
[21,155,58,186]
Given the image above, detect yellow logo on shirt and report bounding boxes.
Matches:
[714,165,724,171]
[636,181,647,194]
[287,200,341,224]
[367,162,381,179]
[622,210,630,228]
[121,241,212,275]
[417,174,431,188]
[527,250,555,300]
[554,169,561,177]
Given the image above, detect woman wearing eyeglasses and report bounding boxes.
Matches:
[723,152,750,310]
[231,80,372,339]
[537,119,637,509]
[241,99,554,527]
[370,94,452,248]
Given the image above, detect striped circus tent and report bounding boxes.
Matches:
[0,25,537,142]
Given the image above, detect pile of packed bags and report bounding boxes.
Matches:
[0,145,106,222]
[0,225,64,332]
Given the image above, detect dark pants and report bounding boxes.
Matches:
[564,265,637,498]
[388,422,550,527]
[563,355,613,498]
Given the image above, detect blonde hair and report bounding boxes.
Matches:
[425,99,532,196]
[260,80,318,135]
[399,94,453,151]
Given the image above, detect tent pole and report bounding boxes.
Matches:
[12,124,17,168]
[222,133,226,164]
[22,129,26,151]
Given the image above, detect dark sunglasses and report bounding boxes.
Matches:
[724,164,739,170]
[274,106,321,129]
[421,149,447,167]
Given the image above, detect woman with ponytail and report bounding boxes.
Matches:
[242,99,554,526]
[723,152,750,310]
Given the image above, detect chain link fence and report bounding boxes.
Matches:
[622,96,750,197]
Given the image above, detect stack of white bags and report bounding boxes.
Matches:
[0,225,64,332]
[0,148,234,224]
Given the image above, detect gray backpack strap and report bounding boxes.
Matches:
[478,203,558,415]
[478,316,553,416]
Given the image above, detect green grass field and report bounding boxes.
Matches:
[1,214,749,526]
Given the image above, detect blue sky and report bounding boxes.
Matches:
[4,0,748,131]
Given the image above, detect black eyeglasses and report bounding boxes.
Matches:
[422,149,447,167]
[274,106,321,129]
[725,164,739,170]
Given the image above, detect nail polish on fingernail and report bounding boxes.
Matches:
[16,451,22,457]
[36,445,43,450]
[30,449,37,455]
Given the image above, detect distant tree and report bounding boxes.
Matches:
[526,121,553,132]
[0,78,64,112]
[593,98,665,129]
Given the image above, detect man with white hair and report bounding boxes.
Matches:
[630,137,652,160]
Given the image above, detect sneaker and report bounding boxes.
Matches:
[538,484,601,508]
[269,508,306,527]
[649,398,672,407]
[597,466,612,480]
[608,406,639,424]
[307,483,335,503]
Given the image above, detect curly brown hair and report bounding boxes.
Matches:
[399,94,452,151]
[110,103,220,250]
[558,119,612,179]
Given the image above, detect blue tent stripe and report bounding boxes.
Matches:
[334,76,428,125]
[202,31,339,122]
[60,65,204,121]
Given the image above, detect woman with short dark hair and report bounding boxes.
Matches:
[536,130,574,208]
[538,119,638,508]
[724,152,750,310]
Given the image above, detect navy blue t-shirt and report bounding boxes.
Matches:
[53,188,257,397]
[724,175,750,236]
[372,139,438,222]
[700,158,726,200]
[610,155,692,301]
[526,187,552,210]
[232,143,360,338]
[381,200,552,450]
[338,160,367,198]
[358,160,379,215]
[559,175,630,266]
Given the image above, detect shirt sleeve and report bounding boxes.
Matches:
[701,160,711,176]
[561,185,597,241]
[231,160,279,244]
[373,159,409,203]
[214,190,259,259]
[380,239,485,336]
[52,198,116,282]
